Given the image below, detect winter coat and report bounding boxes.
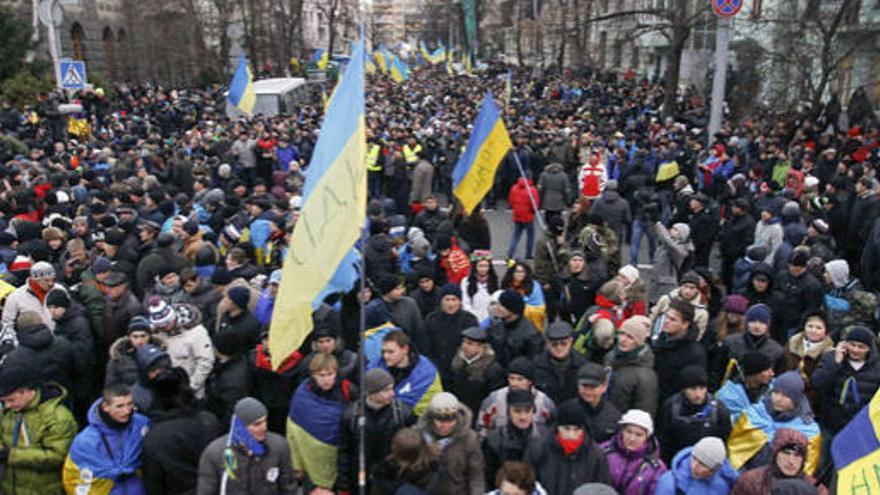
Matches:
[484,422,551,483]
[650,288,710,342]
[562,396,622,444]
[425,309,480,380]
[591,190,632,242]
[204,355,251,425]
[651,325,708,404]
[753,219,784,265]
[649,222,694,303]
[525,430,612,495]
[415,403,485,495]
[743,263,776,306]
[188,280,223,330]
[722,332,786,375]
[0,383,77,495]
[413,209,448,243]
[158,305,215,398]
[784,332,834,380]
[533,349,588,405]
[730,428,828,495]
[2,280,64,333]
[600,434,667,495]
[655,447,739,495]
[487,315,544,367]
[216,310,263,355]
[604,346,659,417]
[689,208,719,268]
[337,399,413,492]
[461,277,494,323]
[558,267,603,325]
[657,393,732,465]
[102,289,145,357]
[811,339,880,432]
[410,160,435,203]
[772,270,823,338]
[732,257,762,295]
[447,348,506,418]
[509,178,539,223]
[4,323,75,394]
[378,297,428,353]
[847,192,879,252]
[369,458,450,495]
[197,431,297,495]
[478,386,556,435]
[720,213,756,262]
[51,303,94,405]
[247,344,299,434]
[62,399,150,495]
[105,335,168,387]
[143,408,222,495]
[538,163,571,212]
[365,233,398,281]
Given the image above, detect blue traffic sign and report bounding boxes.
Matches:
[59,60,87,89]
[712,0,743,17]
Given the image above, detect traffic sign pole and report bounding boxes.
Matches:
[708,17,731,142]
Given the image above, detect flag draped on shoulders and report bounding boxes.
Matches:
[833,388,880,493]
[287,381,348,489]
[373,354,442,416]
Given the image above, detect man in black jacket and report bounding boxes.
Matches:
[688,193,718,268]
[487,290,544,367]
[532,321,587,404]
[561,362,621,443]
[651,298,708,404]
[425,284,479,380]
[772,249,823,342]
[719,198,756,288]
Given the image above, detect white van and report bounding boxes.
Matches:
[225,78,309,118]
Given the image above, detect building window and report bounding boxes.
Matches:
[752,0,762,19]
[70,22,86,61]
[102,27,116,79]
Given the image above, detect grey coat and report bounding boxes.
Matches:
[409,160,435,203]
[649,223,694,303]
[538,163,571,212]
[197,431,297,495]
[604,346,659,417]
[590,190,632,242]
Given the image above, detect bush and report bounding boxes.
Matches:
[1,69,52,108]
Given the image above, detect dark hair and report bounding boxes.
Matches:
[390,428,434,477]
[382,329,411,349]
[495,461,536,493]
[668,298,695,323]
[502,261,534,296]
[102,383,132,402]
[466,259,499,298]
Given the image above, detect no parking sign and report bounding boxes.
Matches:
[712,0,743,17]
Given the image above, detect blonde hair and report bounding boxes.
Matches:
[308,352,339,374]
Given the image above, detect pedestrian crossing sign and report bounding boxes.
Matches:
[59,60,87,89]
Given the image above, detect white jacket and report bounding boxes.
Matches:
[161,321,215,398]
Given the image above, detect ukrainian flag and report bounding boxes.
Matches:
[372,354,443,416]
[451,91,512,214]
[268,34,367,370]
[833,388,880,493]
[287,380,347,488]
[373,51,388,73]
[431,43,446,63]
[312,48,329,70]
[227,55,256,114]
[390,54,410,83]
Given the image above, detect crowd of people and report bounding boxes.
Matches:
[0,59,876,495]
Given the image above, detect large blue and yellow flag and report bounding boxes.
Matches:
[451,92,512,214]
[390,54,410,83]
[287,380,347,488]
[373,354,443,416]
[833,388,880,493]
[312,48,329,70]
[373,51,388,73]
[268,35,367,370]
[227,55,256,114]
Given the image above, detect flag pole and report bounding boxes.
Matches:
[356,221,367,495]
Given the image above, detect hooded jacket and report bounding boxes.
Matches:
[4,323,74,393]
[811,337,880,432]
[197,429,297,495]
[600,434,667,495]
[655,446,739,495]
[537,163,570,212]
[591,189,632,242]
[730,428,828,495]
[105,335,169,387]
[524,424,612,495]
[159,304,215,398]
[509,178,539,223]
[415,403,485,495]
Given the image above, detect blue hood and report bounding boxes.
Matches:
[666,447,739,495]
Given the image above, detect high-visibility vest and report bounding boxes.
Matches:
[366,144,382,172]
[403,144,422,164]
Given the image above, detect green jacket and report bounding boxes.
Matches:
[0,383,77,495]
[75,270,106,346]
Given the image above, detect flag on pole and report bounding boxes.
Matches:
[227,56,256,114]
[833,388,880,493]
[390,55,410,83]
[504,70,513,105]
[269,35,367,370]
[373,51,387,73]
[452,92,512,215]
[312,48,329,70]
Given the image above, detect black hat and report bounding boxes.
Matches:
[439,283,462,299]
[740,351,773,376]
[507,357,535,382]
[155,263,175,279]
[104,228,126,246]
[680,270,701,286]
[788,249,809,267]
[0,365,36,397]
[376,273,402,295]
[461,326,488,342]
[498,289,525,315]
[555,401,587,427]
[156,233,176,248]
[678,365,709,389]
[507,389,535,409]
[845,326,875,347]
[102,271,128,287]
[577,362,607,387]
[211,268,233,286]
[545,321,574,340]
[45,289,71,308]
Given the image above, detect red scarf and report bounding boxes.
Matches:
[557,432,585,456]
[254,343,302,374]
[28,278,49,303]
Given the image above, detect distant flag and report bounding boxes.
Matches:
[269,34,367,370]
[390,54,410,83]
[373,51,387,73]
[227,55,256,114]
[365,59,376,74]
[312,48,329,70]
[452,92,513,215]
[446,48,455,75]
[833,389,880,493]
[504,70,513,105]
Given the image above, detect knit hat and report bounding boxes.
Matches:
[811,218,829,235]
[773,371,805,404]
[845,326,875,347]
[428,392,459,416]
[211,268,233,286]
[45,289,70,308]
[136,344,171,374]
[555,400,587,427]
[723,295,749,315]
[234,397,268,425]
[30,261,55,280]
[679,271,700,287]
[15,311,44,331]
[619,316,651,347]
[227,286,251,310]
[678,365,709,389]
[746,245,769,263]
[617,265,639,284]
[0,365,36,397]
[128,315,152,334]
[671,223,690,241]
[569,249,586,260]
[148,296,177,329]
[376,273,402,295]
[692,437,727,471]
[746,303,772,326]
[364,368,394,396]
[92,256,112,275]
[507,357,535,382]
[507,389,535,409]
[498,289,525,315]
[824,259,850,289]
[439,283,462,300]
[155,263,175,279]
[740,351,773,376]
[619,409,654,437]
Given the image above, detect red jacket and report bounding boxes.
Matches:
[508,178,539,223]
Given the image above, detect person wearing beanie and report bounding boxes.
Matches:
[720,194,756,288]
[563,362,622,443]
[649,219,695,304]
[216,285,262,356]
[198,396,296,494]
[408,266,440,319]
[483,390,550,483]
[687,191,716,269]
[728,371,822,475]
[717,350,776,423]
[605,315,659,417]
[0,363,77,495]
[752,198,784,267]
[337,368,414,494]
[502,261,547,332]
[600,408,668,495]
[720,303,785,386]
[773,246,823,342]
[424,283,479,381]
[366,272,429,352]
[478,357,556,434]
[488,289,543,367]
[2,259,62,336]
[572,280,624,362]
[657,365,733,465]
[525,399,612,495]
[104,315,164,388]
[649,270,710,342]
[412,391,485,494]
[731,427,830,495]
[147,297,215,400]
[655,436,739,495]
[812,325,880,433]
[63,383,152,494]
[652,297,708,404]
[46,287,95,423]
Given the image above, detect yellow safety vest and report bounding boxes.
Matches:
[403,144,422,164]
[366,144,382,172]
